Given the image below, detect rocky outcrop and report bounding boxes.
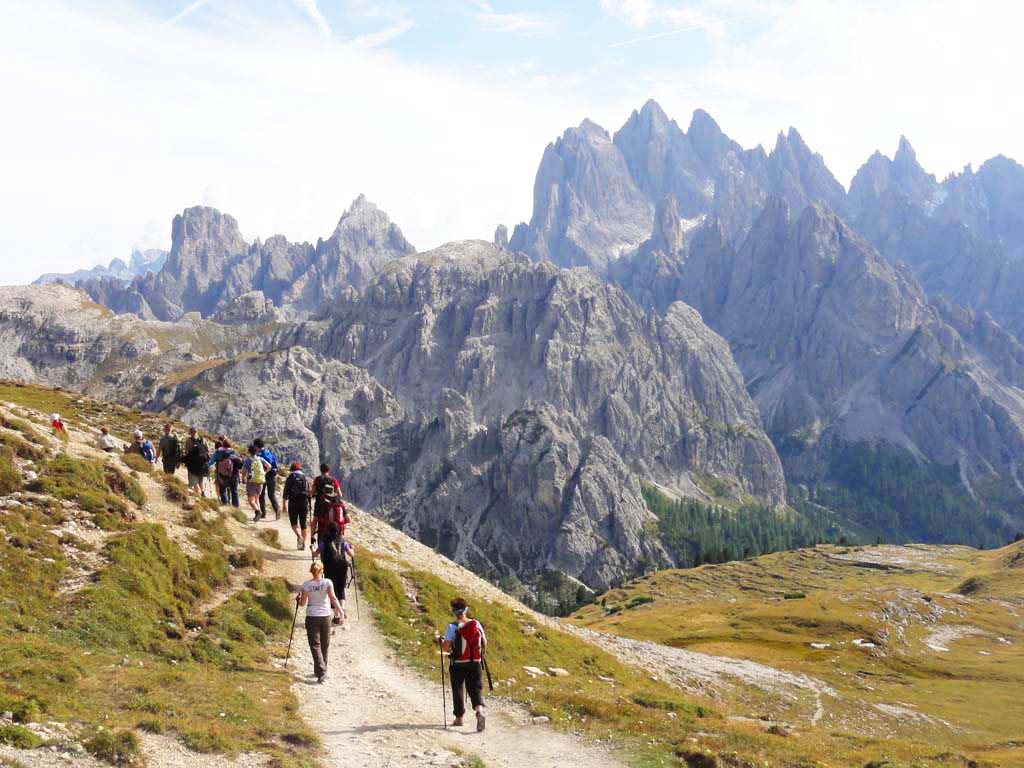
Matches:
[81,196,414,321]
[510,101,851,272]
[318,240,786,504]
[0,283,235,403]
[614,199,1024,504]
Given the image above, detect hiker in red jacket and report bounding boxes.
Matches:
[439,597,487,732]
[310,463,351,559]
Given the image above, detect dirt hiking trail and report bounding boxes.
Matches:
[258,512,625,768]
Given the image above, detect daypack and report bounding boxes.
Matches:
[217,453,236,480]
[449,619,484,664]
[166,434,181,463]
[141,441,156,463]
[249,456,267,485]
[190,439,210,470]
[315,476,342,506]
[260,448,279,473]
[287,471,311,500]
[323,536,347,569]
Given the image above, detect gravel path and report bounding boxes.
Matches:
[262,513,626,768]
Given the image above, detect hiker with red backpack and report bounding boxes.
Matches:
[310,463,350,559]
[438,597,488,732]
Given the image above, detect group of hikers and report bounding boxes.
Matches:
[97,421,489,731]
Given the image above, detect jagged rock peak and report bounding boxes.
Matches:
[494,224,509,249]
[649,196,684,255]
[171,206,244,250]
[576,117,610,140]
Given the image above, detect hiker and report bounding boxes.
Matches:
[124,430,156,463]
[282,461,312,550]
[50,413,67,437]
[320,522,354,627]
[296,560,344,684]
[156,423,180,476]
[253,438,281,521]
[438,598,487,732]
[209,438,242,507]
[95,427,119,453]
[241,444,272,522]
[310,463,350,559]
[183,427,210,496]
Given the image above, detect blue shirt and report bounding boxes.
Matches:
[258,448,278,472]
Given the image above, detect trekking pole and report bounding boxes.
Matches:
[350,556,361,621]
[285,597,300,666]
[482,653,495,692]
[438,637,448,729]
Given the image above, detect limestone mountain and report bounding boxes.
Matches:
[613,198,1024,536]
[510,100,849,272]
[33,248,167,286]
[849,141,1024,340]
[79,195,414,320]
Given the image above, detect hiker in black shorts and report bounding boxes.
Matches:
[282,461,312,551]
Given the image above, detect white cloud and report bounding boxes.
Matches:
[163,0,211,27]
[476,10,553,36]
[291,0,331,37]
[600,0,708,28]
[0,0,580,284]
[348,18,415,48]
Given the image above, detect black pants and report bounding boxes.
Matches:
[260,472,280,517]
[162,461,176,476]
[219,475,239,507]
[288,498,309,530]
[450,662,484,717]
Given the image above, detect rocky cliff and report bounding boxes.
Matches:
[79,196,414,321]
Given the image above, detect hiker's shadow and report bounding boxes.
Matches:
[322,723,446,735]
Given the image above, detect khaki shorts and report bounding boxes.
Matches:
[246,482,264,497]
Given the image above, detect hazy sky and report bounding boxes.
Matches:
[1,0,1020,284]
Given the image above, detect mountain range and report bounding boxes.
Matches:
[7,100,1024,593]
[33,248,167,287]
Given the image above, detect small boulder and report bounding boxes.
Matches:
[531,716,550,725]
[523,666,544,677]
[547,667,570,677]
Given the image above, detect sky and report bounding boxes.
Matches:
[0,0,1021,284]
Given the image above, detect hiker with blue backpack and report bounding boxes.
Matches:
[124,430,156,464]
[254,438,281,521]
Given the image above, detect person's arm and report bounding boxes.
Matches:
[327,583,343,615]
[296,587,308,606]
[439,622,455,653]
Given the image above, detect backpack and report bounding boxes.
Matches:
[167,434,181,463]
[260,448,279,474]
[249,456,267,485]
[315,476,342,505]
[217,453,235,480]
[288,471,311,500]
[449,619,484,664]
[191,439,210,470]
[323,536,346,568]
[141,441,156,463]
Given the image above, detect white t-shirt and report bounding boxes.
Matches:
[302,577,335,617]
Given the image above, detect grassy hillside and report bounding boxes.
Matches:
[0,381,316,767]
[570,542,1024,767]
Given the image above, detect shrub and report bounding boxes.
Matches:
[0,724,43,749]
[0,447,22,495]
[257,529,281,550]
[83,729,143,766]
[783,592,806,600]
[121,453,153,475]
[31,454,143,529]
[229,547,264,571]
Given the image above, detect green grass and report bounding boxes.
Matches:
[0,447,22,495]
[83,729,143,766]
[0,725,42,750]
[30,453,144,530]
[357,554,830,768]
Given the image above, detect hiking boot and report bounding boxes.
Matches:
[476,709,486,733]
[452,717,464,727]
